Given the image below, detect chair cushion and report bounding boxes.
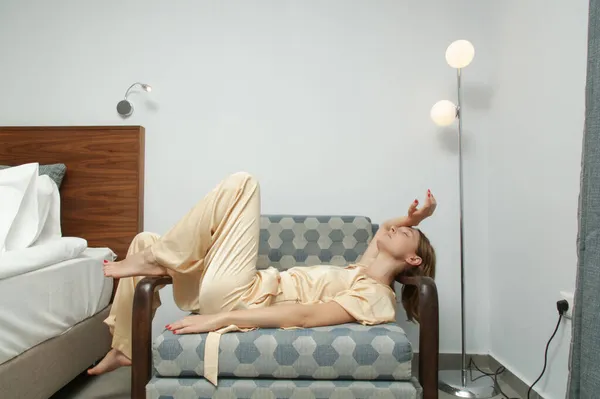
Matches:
[257,215,375,270]
[147,377,423,399]
[153,323,413,381]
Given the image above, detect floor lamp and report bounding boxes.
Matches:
[430,40,498,399]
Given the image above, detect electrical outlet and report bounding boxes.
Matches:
[560,291,574,319]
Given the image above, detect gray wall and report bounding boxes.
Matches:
[0,0,496,355]
[487,1,588,398]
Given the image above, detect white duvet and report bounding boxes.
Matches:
[0,163,86,279]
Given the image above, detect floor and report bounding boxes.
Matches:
[51,367,522,399]
[50,367,131,399]
[439,383,522,399]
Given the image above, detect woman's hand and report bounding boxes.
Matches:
[166,314,225,335]
[406,189,437,225]
[377,190,438,236]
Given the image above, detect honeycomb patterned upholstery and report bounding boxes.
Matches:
[153,323,412,381]
[257,215,374,269]
[147,377,422,399]
[147,215,421,399]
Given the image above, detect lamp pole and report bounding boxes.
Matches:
[433,40,498,399]
[456,67,468,387]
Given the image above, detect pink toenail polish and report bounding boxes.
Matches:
[103,260,108,264]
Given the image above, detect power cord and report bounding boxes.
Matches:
[467,299,568,399]
[527,300,568,398]
[468,358,519,399]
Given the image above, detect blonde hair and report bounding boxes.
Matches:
[396,229,436,322]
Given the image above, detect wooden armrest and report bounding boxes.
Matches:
[131,276,173,399]
[399,275,439,399]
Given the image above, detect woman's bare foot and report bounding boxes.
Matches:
[87,348,132,375]
[103,247,167,278]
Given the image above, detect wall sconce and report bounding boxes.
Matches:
[116,82,152,118]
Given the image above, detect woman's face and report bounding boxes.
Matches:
[377,226,421,264]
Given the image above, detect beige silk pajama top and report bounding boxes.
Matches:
[206,263,397,385]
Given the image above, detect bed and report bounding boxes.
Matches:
[0,126,145,399]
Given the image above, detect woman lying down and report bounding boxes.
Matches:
[89,172,437,384]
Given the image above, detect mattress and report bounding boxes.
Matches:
[0,247,114,365]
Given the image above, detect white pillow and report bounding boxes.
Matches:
[32,174,61,245]
[0,163,39,252]
[0,163,62,253]
[0,237,87,280]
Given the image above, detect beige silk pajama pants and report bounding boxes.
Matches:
[104,172,262,365]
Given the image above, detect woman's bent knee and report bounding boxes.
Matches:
[129,232,160,253]
[224,172,258,187]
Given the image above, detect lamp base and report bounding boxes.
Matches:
[438,369,499,398]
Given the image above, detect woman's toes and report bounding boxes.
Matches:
[87,349,130,375]
[103,264,116,277]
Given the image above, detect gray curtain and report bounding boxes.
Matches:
[568,1,600,397]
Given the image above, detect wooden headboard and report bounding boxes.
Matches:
[0,126,145,259]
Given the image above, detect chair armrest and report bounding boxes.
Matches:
[399,275,439,399]
[131,276,173,399]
